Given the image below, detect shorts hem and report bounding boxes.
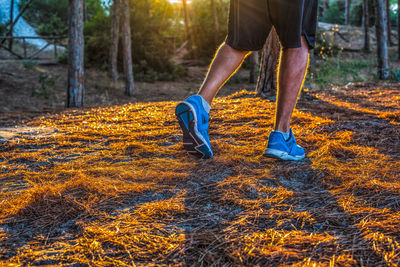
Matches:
[303,33,316,50]
[281,34,315,50]
[225,37,264,52]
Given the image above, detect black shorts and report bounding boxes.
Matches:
[226,0,318,51]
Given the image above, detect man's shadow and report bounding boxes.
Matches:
[298,90,400,160]
[180,160,239,265]
[266,158,387,265]
[181,157,388,266]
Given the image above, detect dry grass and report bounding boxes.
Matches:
[0,82,399,266]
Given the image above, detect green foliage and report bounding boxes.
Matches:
[133,60,188,82]
[323,0,344,24]
[20,0,104,36]
[84,11,110,69]
[130,0,176,73]
[37,14,68,36]
[21,0,186,81]
[22,59,38,69]
[390,69,400,81]
[84,0,185,81]
[32,74,59,99]
[309,57,370,88]
[314,30,342,59]
[188,0,228,59]
[349,1,363,26]
[0,23,7,36]
[320,0,377,27]
[57,51,68,64]
[19,0,69,28]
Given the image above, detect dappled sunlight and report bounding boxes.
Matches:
[0,84,399,265]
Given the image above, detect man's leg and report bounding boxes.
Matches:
[274,35,309,133]
[175,42,249,159]
[264,35,309,161]
[198,43,250,105]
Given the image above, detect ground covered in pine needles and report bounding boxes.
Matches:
[0,82,399,266]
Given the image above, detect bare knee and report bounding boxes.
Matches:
[223,42,252,57]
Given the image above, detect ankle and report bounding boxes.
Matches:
[274,125,290,133]
[199,92,213,104]
[198,94,211,113]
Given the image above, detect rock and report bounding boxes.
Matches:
[0,126,58,141]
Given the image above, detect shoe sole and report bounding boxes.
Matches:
[175,101,213,159]
[264,148,305,161]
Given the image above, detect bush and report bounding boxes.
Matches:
[32,74,59,99]
[22,59,38,69]
[130,0,176,73]
[390,69,400,81]
[132,60,188,82]
[20,0,103,36]
[84,11,110,69]
[19,0,69,28]
[323,0,344,25]
[314,30,342,59]
[309,57,370,88]
[57,51,68,64]
[0,23,7,36]
[37,14,68,36]
[84,0,185,81]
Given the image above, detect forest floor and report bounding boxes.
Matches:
[0,40,399,126]
[0,60,254,127]
[0,33,400,264]
[0,73,399,265]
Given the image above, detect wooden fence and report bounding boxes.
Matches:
[0,36,67,60]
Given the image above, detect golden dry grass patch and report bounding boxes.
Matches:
[0,85,399,265]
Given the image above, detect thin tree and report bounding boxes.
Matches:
[375,0,390,79]
[345,0,352,25]
[67,0,85,108]
[309,49,316,73]
[182,0,190,41]
[210,0,219,44]
[386,0,393,45]
[256,29,280,98]
[321,0,328,19]
[249,51,259,84]
[398,0,400,60]
[109,0,120,80]
[9,0,14,50]
[121,0,135,96]
[363,0,370,51]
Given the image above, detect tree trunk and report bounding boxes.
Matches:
[210,0,219,44]
[345,0,352,25]
[398,0,400,60]
[109,0,120,80]
[182,0,190,41]
[121,0,135,96]
[83,0,87,22]
[363,0,370,51]
[386,0,393,45]
[256,29,280,98]
[375,0,389,79]
[321,0,328,19]
[309,49,315,73]
[9,0,14,50]
[249,51,259,84]
[67,0,85,108]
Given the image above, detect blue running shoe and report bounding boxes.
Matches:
[264,129,305,161]
[175,95,213,159]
